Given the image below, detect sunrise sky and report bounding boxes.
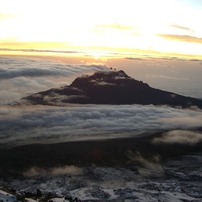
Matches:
[1,0,202,58]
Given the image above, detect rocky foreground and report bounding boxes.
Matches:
[23,70,202,108]
[1,133,202,201]
[1,153,202,202]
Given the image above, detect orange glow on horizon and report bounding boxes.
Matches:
[1,0,202,59]
[1,42,202,61]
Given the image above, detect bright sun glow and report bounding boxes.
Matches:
[1,0,202,58]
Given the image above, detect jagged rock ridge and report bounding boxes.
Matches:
[23,70,202,108]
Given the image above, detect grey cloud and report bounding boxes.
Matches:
[0,77,66,105]
[171,24,194,32]
[127,151,163,177]
[125,57,143,61]
[158,113,202,129]
[23,165,83,177]
[0,56,108,104]
[0,105,202,148]
[152,130,202,145]
[0,56,107,79]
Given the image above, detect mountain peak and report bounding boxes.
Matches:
[22,69,202,108]
[70,70,132,88]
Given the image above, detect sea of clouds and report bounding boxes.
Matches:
[0,56,108,104]
[1,104,202,148]
[0,56,202,148]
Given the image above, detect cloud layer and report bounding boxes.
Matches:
[1,56,202,149]
[0,56,107,79]
[0,56,107,104]
[0,104,202,148]
[152,130,202,145]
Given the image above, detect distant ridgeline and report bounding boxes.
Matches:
[23,70,202,108]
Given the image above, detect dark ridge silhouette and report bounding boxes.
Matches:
[1,131,202,176]
[23,70,202,108]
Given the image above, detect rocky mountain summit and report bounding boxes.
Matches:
[23,70,202,108]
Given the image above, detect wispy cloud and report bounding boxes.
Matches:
[152,130,202,145]
[171,24,194,32]
[0,13,15,20]
[23,165,83,177]
[94,23,139,36]
[158,34,202,44]
[145,73,190,81]
[127,151,163,176]
[96,23,134,31]
[0,41,81,55]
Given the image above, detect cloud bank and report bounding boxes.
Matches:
[152,130,202,145]
[0,104,202,148]
[0,56,108,104]
[0,56,107,79]
[158,34,202,44]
